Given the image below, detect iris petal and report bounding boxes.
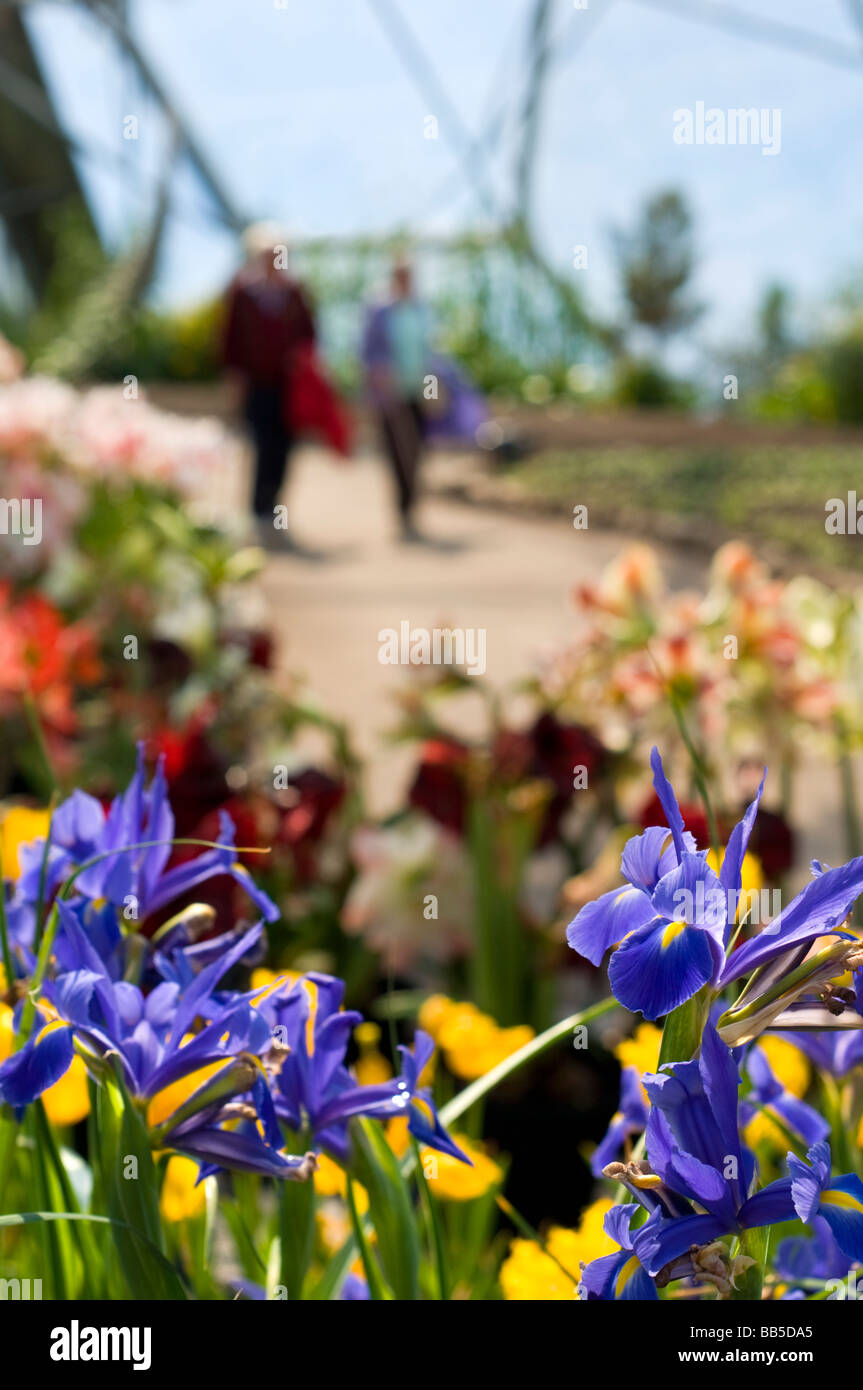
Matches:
[608,917,715,1020]
[566,885,656,966]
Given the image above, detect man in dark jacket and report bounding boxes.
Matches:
[221,222,315,538]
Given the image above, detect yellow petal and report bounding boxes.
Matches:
[160,1155,207,1223]
[0,807,52,880]
[420,1135,501,1201]
[42,1053,91,1127]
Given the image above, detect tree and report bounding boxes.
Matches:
[758,282,792,371]
[612,189,704,343]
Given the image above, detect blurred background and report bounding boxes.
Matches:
[4,0,863,411]
[3,0,863,1230]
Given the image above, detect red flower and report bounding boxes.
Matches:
[0,583,100,732]
[639,791,711,852]
[223,628,274,671]
[148,722,229,836]
[529,712,606,798]
[408,739,469,835]
[744,806,794,880]
[277,767,345,881]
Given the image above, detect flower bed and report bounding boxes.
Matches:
[2,378,863,1302]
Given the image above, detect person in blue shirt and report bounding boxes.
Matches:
[361,258,432,541]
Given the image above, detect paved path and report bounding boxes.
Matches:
[250,445,698,814]
[202,436,855,864]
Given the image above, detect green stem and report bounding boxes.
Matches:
[659,986,711,1066]
[439,997,617,1130]
[496,1194,582,1288]
[667,693,721,856]
[729,1226,766,1301]
[836,717,861,862]
[411,1135,449,1300]
[21,691,58,797]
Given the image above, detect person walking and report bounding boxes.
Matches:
[362,258,432,542]
[221,222,316,545]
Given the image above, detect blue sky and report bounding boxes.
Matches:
[26,0,863,347]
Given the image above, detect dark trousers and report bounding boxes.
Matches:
[245,383,292,519]
[378,397,425,522]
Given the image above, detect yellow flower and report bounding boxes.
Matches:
[418,994,454,1039]
[314,1153,348,1198]
[420,1135,501,1200]
[500,1236,576,1300]
[313,1153,369,1212]
[386,1115,410,1158]
[42,1053,90,1127]
[0,806,51,880]
[759,1036,810,1099]
[744,1040,810,1148]
[353,1021,393,1086]
[428,999,533,1081]
[317,1204,351,1253]
[160,1155,207,1223]
[0,1002,13,1061]
[499,1198,616,1300]
[744,1107,789,1150]
[614,1022,662,1076]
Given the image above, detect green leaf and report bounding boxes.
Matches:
[31,1108,73,1299]
[411,1137,449,1300]
[351,1118,420,1300]
[96,1073,187,1299]
[277,1174,316,1299]
[659,986,711,1066]
[306,1232,358,1301]
[346,1175,392,1301]
[0,1210,189,1289]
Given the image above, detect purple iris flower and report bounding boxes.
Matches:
[1,882,35,955]
[787,1140,863,1263]
[568,747,863,1027]
[591,1066,649,1177]
[775,1215,852,1287]
[717,856,863,992]
[0,912,306,1179]
[604,1027,863,1281]
[580,1204,657,1301]
[14,745,278,927]
[340,1272,371,1300]
[261,972,469,1164]
[739,1043,829,1149]
[567,748,759,1019]
[778,1021,863,1079]
[0,1010,75,1117]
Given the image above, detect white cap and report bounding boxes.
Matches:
[242,220,289,259]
